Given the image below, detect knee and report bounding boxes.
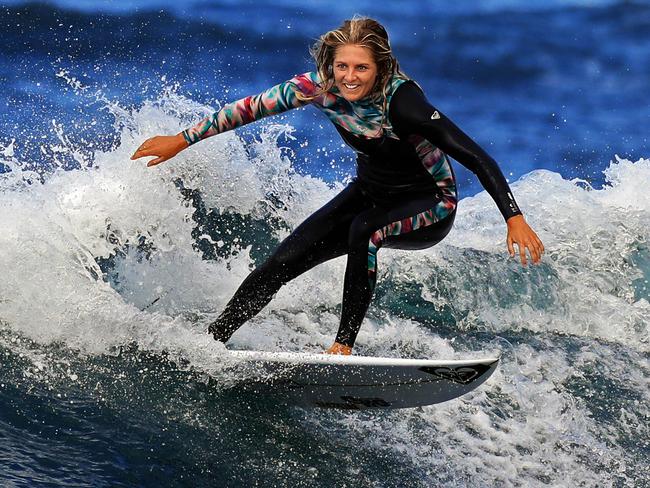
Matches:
[258,235,308,282]
[271,234,309,266]
[348,218,382,252]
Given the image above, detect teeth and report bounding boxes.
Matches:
[344,83,359,89]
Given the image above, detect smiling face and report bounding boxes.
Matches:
[333,44,378,102]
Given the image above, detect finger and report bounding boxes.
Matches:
[532,239,544,259]
[131,139,155,159]
[131,148,154,160]
[518,242,527,266]
[536,239,544,260]
[147,156,166,167]
[507,236,515,257]
[529,244,541,264]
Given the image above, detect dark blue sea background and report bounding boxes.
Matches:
[1,1,649,486]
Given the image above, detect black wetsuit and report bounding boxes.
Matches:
[182,73,521,347]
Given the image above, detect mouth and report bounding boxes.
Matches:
[343,83,360,91]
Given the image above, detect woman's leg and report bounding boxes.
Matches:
[210,182,369,342]
[336,197,456,347]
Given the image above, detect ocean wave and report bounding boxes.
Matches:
[1,85,648,353]
[1,71,648,487]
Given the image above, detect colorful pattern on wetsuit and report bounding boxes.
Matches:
[408,134,458,212]
[312,76,407,139]
[182,72,408,144]
[182,74,316,144]
[364,136,458,288]
[366,198,456,288]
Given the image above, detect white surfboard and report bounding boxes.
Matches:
[227,350,499,410]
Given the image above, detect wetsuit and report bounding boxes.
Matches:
[182,72,521,347]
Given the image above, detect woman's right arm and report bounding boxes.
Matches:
[131,72,319,166]
[130,133,189,167]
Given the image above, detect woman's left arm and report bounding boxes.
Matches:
[390,82,544,265]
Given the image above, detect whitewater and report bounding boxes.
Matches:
[0,84,648,486]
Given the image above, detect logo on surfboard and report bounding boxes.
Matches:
[419,363,492,385]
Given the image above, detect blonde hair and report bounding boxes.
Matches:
[299,16,408,111]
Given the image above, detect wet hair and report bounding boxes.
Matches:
[298,16,408,110]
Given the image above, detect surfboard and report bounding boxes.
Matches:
[227,350,499,410]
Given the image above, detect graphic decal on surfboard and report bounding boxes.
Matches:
[418,363,493,385]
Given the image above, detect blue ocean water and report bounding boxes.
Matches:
[0,1,649,486]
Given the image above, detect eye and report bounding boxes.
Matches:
[335,63,347,70]
[358,66,368,71]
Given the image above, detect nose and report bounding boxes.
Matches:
[342,68,356,82]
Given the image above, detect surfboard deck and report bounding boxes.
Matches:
[227,350,499,410]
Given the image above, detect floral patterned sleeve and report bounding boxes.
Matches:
[182,72,319,145]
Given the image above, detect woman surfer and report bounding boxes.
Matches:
[131,17,544,355]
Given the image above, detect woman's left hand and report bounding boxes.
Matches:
[506,215,544,266]
[325,342,352,355]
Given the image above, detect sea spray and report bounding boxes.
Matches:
[1,76,648,488]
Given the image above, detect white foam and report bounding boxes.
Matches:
[2,87,648,485]
[372,162,650,352]
[1,86,648,354]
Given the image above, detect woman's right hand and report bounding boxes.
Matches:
[130,133,189,167]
